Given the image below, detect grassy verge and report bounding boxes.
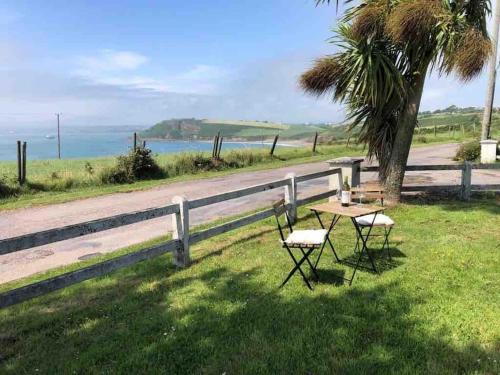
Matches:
[0,198,498,373]
[0,145,363,210]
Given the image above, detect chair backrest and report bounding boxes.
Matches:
[272,199,293,242]
[351,181,385,205]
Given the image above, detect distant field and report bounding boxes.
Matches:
[202,119,288,130]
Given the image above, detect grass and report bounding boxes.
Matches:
[0,198,498,374]
[0,145,363,211]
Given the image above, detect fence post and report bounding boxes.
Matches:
[270,134,279,156]
[312,132,318,153]
[217,136,223,159]
[17,140,22,184]
[284,173,297,224]
[326,157,364,201]
[461,161,472,201]
[22,142,27,184]
[171,196,190,267]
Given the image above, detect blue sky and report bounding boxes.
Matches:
[0,0,498,128]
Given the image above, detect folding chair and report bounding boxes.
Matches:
[354,213,394,260]
[352,181,385,206]
[272,199,327,290]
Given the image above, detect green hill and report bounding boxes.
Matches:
[141,107,499,143]
[141,118,325,141]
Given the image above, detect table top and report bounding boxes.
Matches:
[308,201,385,218]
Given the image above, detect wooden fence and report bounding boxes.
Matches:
[361,162,500,200]
[0,168,342,308]
[1,161,498,309]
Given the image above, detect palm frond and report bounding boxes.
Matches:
[386,0,443,45]
[449,27,491,81]
[348,0,388,40]
[300,56,344,97]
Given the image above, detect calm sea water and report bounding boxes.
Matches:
[0,126,268,161]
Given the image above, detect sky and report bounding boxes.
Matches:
[0,0,498,128]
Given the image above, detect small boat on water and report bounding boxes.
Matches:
[45,134,56,139]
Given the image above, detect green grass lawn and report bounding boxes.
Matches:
[1,198,498,374]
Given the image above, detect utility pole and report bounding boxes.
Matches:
[55,113,62,159]
[481,0,500,140]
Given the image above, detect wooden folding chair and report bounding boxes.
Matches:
[351,181,394,259]
[272,199,327,290]
[352,181,385,206]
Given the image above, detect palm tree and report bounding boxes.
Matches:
[302,0,492,202]
[481,0,499,140]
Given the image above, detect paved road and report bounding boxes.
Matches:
[0,143,498,283]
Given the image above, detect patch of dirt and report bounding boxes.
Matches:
[78,252,103,260]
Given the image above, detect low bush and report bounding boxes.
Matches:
[416,135,428,143]
[0,179,13,198]
[454,140,481,161]
[223,149,267,167]
[100,147,164,184]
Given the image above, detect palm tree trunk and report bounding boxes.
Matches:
[481,0,500,140]
[384,74,426,202]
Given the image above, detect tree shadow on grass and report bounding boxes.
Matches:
[1,257,498,374]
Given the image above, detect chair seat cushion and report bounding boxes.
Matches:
[355,213,394,227]
[284,229,328,247]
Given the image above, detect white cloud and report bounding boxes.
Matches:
[73,50,229,95]
[75,50,149,73]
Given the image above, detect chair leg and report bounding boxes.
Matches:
[354,229,361,253]
[281,246,315,290]
[299,247,319,280]
[383,227,392,260]
[313,242,323,270]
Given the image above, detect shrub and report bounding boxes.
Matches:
[454,140,481,161]
[224,149,267,168]
[84,161,94,176]
[0,175,18,198]
[0,179,12,198]
[100,147,164,184]
[164,153,225,176]
[416,135,428,143]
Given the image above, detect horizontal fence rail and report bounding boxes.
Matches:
[0,240,180,308]
[295,168,341,183]
[0,204,179,256]
[361,164,465,172]
[188,178,290,209]
[471,164,500,170]
[190,208,277,245]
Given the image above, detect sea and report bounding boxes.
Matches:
[0,126,269,161]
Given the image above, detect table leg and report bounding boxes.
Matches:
[313,211,341,263]
[348,212,379,285]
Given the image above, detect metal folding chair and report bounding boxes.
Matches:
[354,214,394,260]
[272,199,327,290]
